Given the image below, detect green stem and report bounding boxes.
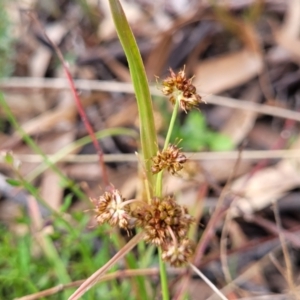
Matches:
[108,0,158,189]
[156,97,180,300]
[159,247,169,300]
[155,98,179,196]
[164,98,180,151]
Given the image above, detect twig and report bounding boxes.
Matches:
[68,232,144,300]
[2,77,300,121]
[16,267,182,300]
[246,215,300,248]
[5,149,300,164]
[273,202,298,298]
[189,263,228,300]
[206,245,281,300]
[193,148,243,266]
[193,208,227,265]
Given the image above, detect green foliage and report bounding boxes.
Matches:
[3,152,14,165]
[172,110,234,151]
[0,210,135,299]
[0,90,147,299]
[0,0,14,77]
[59,194,73,213]
[6,178,21,187]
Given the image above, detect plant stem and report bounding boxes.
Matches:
[159,248,169,300]
[31,14,110,188]
[156,97,179,196]
[164,97,180,151]
[108,0,158,189]
[156,97,180,300]
[68,232,145,300]
[189,263,228,300]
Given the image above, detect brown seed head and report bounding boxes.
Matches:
[161,67,202,113]
[139,195,194,246]
[162,238,195,267]
[92,189,133,230]
[151,144,187,175]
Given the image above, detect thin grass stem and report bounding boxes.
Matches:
[159,248,170,300]
[164,97,179,150]
[30,13,110,188]
[189,263,228,300]
[155,96,179,196]
[155,98,179,299]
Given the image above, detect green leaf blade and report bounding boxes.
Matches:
[108,0,158,188]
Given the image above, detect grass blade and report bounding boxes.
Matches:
[108,0,158,188]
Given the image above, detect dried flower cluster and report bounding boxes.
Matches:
[92,189,133,229]
[151,144,186,175]
[92,191,194,267]
[90,66,199,268]
[162,238,194,267]
[138,196,195,266]
[161,67,202,113]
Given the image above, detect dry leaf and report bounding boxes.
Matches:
[17,91,76,136]
[200,159,252,183]
[2,92,48,118]
[280,0,300,39]
[274,0,300,63]
[230,1,300,213]
[194,49,263,95]
[230,137,300,216]
[98,0,145,41]
[275,33,300,63]
[221,85,259,146]
[39,131,75,210]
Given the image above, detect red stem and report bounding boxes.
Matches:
[32,15,109,188]
[59,64,109,188]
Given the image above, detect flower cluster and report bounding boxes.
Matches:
[136,196,193,245]
[90,66,200,268]
[162,238,194,267]
[151,144,186,175]
[92,189,133,229]
[92,191,194,267]
[137,196,195,266]
[161,67,202,113]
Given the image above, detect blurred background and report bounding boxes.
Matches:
[1,0,300,299]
